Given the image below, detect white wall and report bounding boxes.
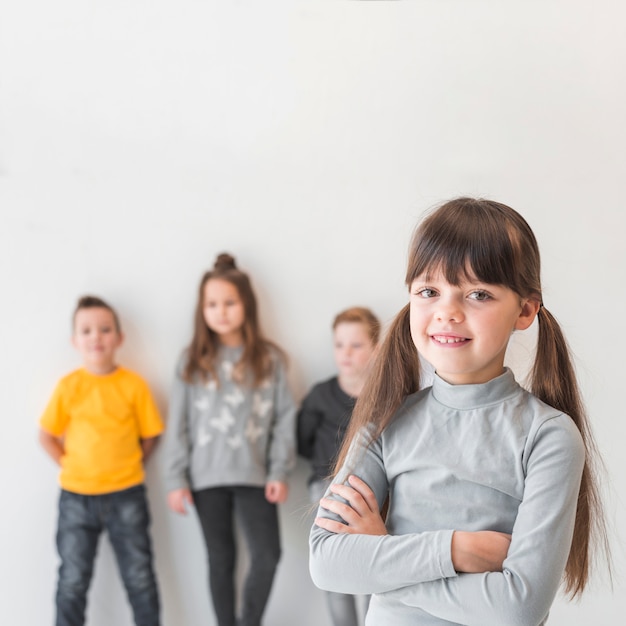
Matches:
[1,1,624,624]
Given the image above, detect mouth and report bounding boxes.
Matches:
[431,335,470,345]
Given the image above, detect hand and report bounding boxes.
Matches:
[451,530,512,573]
[265,481,289,504]
[167,488,193,515]
[315,474,387,536]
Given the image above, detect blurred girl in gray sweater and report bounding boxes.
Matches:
[165,253,296,626]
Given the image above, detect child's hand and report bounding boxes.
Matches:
[315,474,387,536]
[265,481,288,504]
[451,530,512,573]
[167,488,193,515]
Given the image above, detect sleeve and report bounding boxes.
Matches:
[296,386,322,459]
[266,355,296,483]
[381,414,586,626]
[163,359,192,492]
[134,375,164,439]
[39,380,69,436]
[309,428,457,595]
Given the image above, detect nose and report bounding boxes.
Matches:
[434,297,464,323]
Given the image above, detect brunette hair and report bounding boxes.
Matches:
[183,253,281,386]
[333,307,381,345]
[73,295,121,333]
[336,197,608,597]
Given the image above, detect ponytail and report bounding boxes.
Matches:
[531,306,610,596]
[333,304,421,474]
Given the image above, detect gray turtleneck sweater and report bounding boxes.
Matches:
[309,369,585,626]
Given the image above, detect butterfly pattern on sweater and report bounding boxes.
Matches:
[195,357,274,449]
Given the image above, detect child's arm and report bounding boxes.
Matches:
[266,355,297,491]
[296,388,323,459]
[163,358,196,515]
[163,360,192,495]
[380,415,585,626]
[310,429,459,594]
[133,373,165,461]
[450,530,511,573]
[140,436,160,462]
[318,475,511,573]
[38,428,65,465]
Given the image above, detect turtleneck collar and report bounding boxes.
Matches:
[431,367,520,410]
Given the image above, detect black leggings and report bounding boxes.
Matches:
[193,486,281,626]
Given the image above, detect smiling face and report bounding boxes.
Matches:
[202,278,246,346]
[72,307,123,374]
[409,270,538,385]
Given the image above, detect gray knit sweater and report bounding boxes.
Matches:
[309,369,585,626]
[164,345,296,492]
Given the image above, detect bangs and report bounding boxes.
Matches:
[406,198,530,293]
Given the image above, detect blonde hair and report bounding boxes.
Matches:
[335,197,608,597]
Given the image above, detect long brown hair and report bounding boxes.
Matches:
[183,253,282,386]
[336,197,608,597]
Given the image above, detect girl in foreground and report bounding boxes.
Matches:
[309,198,608,625]
[165,253,296,626]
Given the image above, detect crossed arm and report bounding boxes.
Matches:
[315,474,511,574]
[310,415,585,626]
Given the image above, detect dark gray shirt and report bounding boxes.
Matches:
[297,376,356,484]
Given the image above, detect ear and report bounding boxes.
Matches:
[514,298,541,331]
[116,331,125,348]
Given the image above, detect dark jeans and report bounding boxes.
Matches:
[55,484,160,626]
[193,486,281,626]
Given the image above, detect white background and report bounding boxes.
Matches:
[1,1,624,624]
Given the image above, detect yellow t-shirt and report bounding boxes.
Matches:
[40,366,164,495]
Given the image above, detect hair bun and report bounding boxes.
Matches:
[214,253,237,271]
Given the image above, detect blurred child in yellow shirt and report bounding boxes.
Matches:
[39,295,163,626]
